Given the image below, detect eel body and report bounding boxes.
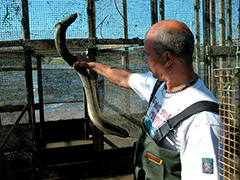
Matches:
[55,13,129,137]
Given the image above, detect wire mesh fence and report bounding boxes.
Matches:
[214,67,240,180]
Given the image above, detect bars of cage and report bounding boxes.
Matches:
[214,67,240,180]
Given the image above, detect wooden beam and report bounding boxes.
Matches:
[0,40,21,48]
[20,39,96,51]
[1,38,143,51]
[97,49,128,56]
[0,38,144,58]
[206,46,237,56]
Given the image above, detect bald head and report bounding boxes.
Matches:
[146,20,194,67]
[150,20,189,32]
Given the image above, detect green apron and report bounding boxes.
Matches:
[134,121,181,180]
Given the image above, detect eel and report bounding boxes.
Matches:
[54,13,129,137]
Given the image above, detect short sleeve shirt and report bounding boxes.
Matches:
[129,72,220,180]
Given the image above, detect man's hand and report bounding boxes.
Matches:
[73,54,91,69]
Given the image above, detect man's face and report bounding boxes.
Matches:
[143,38,165,80]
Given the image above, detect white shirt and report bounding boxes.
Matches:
[129,71,219,180]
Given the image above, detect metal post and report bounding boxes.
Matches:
[151,0,158,25]
[194,0,201,76]
[239,0,240,38]
[159,0,164,21]
[203,0,210,87]
[237,38,240,68]
[21,0,30,39]
[21,0,36,147]
[36,55,45,147]
[210,0,217,95]
[122,0,128,41]
[122,0,130,116]
[86,0,103,151]
[219,0,226,68]
[227,0,233,67]
[210,0,216,47]
[227,0,233,46]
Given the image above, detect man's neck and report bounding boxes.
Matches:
[165,71,196,92]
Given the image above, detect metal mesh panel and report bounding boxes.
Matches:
[1,1,239,40]
[96,51,148,137]
[0,44,27,125]
[0,0,88,40]
[0,0,22,41]
[94,0,198,39]
[41,68,83,103]
[28,0,88,39]
[214,68,240,180]
[95,0,152,39]
[0,70,26,106]
[35,67,84,121]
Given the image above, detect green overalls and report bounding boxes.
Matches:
[134,120,181,180]
[133,79,219,180]
[133,80,181,180]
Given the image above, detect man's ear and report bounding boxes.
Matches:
[164,51,173,67]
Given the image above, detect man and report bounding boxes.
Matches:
[73,20,219,180]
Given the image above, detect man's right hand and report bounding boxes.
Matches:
[73,54,91,69]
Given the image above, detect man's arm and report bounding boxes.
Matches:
[73,54,132,89]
